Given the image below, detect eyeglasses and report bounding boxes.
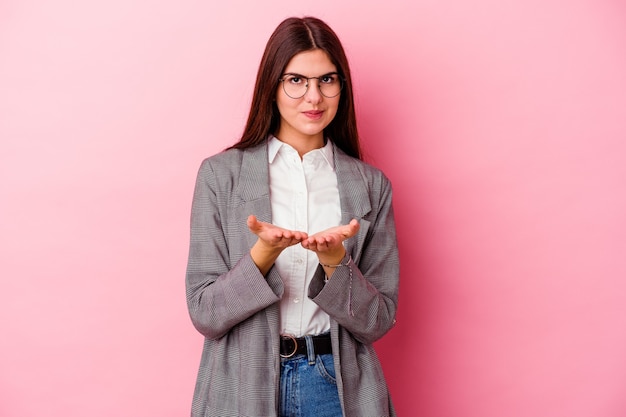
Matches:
[278,72,343,99]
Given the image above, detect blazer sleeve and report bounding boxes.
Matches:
[185,158,283,340]
[308,173,399,344]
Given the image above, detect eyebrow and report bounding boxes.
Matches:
[282,71,339,78]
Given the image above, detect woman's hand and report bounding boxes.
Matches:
[302,219,359,273]
[247,215,308,275]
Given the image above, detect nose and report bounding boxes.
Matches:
[304,79,323,103]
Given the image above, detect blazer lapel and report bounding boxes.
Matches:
[232,142,284,342]
[333,144,372,263]
[234,142,272,251]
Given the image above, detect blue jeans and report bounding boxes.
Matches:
[279,340,342,417]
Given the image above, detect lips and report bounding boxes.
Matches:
[302,110,324,120]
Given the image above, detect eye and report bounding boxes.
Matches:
[286,75,304,85]
[320,74,338,84]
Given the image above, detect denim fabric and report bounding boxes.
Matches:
[279,352,342,417]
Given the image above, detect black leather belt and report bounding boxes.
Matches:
[280,333,332,358]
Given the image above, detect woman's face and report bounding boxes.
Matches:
[275,49,340,149]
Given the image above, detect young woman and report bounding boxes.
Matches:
[186,16,400,417]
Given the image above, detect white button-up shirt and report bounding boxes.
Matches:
[268,136,341,337]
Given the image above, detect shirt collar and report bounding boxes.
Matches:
[267,135,335,170]
[267,135,283,164]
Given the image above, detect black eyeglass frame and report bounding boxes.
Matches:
[278,72,344,99]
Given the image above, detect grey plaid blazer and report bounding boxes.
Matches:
[186,140,399,417]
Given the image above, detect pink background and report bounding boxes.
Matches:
[1,0,626,416]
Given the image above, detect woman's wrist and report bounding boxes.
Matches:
[318,250,347,268]
[250,240,283,276]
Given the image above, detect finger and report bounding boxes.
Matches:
[294,231,308,241]
[337,219,359,239]
[247,215,261,233]
[301,237,315,249]
[347,218,360,234]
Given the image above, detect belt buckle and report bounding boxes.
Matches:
[280,335,298,358]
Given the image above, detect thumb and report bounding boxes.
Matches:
[247,215,259,231]
[348,218,360,235]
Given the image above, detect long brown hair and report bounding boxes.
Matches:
[229,17,361,159]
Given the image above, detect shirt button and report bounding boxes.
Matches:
[296,258,303,264]
[293,298,301,303]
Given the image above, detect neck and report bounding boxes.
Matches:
[274,132,325,158]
